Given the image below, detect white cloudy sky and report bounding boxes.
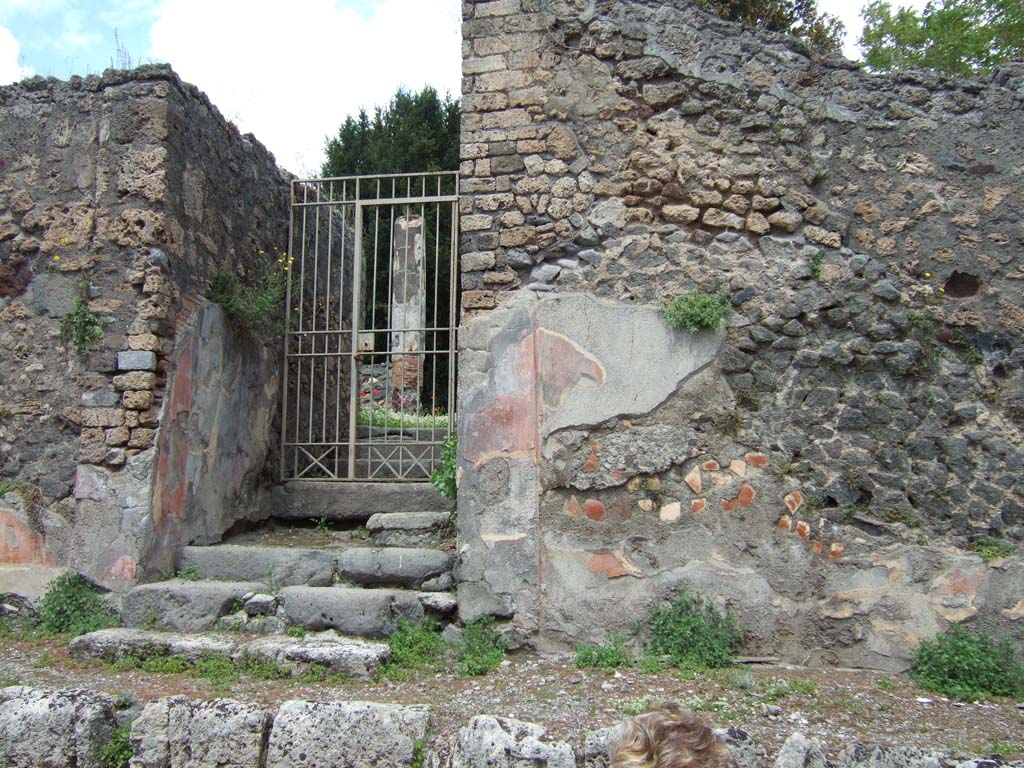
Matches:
[0,0,927,176]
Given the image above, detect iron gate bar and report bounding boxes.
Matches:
[280,171,459,482]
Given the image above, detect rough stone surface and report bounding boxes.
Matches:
[265,700,430,768]
[272,482,452,520]
[0,65,289,593]
[129,696,270,768]
[121,580,269,631]
[437,715,575,768]
[457,0,1024,666]
[176,545,336,587]
[69,627,390,681]
[279,586,425,637]
[773,733,827,768]
[0,686,117,768]
[367,511,451,547]
[336,547,454,588]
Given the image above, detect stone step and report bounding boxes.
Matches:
[336,547,453,589]
[366,511,451,547]
[271,481,452,522]
[68,627,389,681]
[279,586,429,638]
[176,545,336,587]
[122,580,269,632]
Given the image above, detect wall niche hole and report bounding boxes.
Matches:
[943,271,981,298]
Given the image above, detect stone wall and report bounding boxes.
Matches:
[0,65,289,589]
[0,687,1015,768]
[457,0,1024,668]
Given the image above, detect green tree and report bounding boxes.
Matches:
[696,0,846,53]
[860,0,1024,76]
[322,86,460,177]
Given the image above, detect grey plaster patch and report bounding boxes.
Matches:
[537,294,721,438]
[116,350,157,371]
[30,273,80,318]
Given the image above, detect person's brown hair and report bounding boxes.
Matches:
[610,702,735,768]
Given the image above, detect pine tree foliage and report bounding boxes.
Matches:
[860,0,1024,76]
[322,87,460,177]
[696,0,846,53]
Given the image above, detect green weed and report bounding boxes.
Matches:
[637,655,667,675]
[141,655,188,674]
[618,696,652,717]
[382,619,445,680]
[809,252,823,279]
[457,616,506,676]
[176,563,200,581]
[32,650,56,668]
[315,517,331,534]
[38,573,119,637]
[574,634,633,673]
[984,740,1024,755]
[97,725,132,768]
[207,248,289,334]
[238,655,290,680]
[911,625,1024,700]
[723,667,755,690]
[359,407,450,430]
[970,537,1015,562]
[662,290,728,334]
[60,295,103,354]
[191,655,240,688]
[877,674,894,691]
[949,330,984,365]
[298,665,347,685]
[430,434,458,502]
[642,589,742,671]
[287,625,306,638]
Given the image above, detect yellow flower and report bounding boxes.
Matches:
[53,255,60,262]
[924,272,931,278]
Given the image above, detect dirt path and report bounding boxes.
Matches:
[3,634,1023,760]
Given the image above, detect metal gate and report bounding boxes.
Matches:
[280,172,459,481]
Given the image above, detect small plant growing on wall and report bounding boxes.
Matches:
[60,289,104,355]
[207,247,290,334]
[662,290,729,334]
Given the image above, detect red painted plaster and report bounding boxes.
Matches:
[0,509,54,565]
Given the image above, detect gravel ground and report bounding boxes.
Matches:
[2,633,1023,761]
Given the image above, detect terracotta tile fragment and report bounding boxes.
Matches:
[582,452,599,472]
[637,499,654,513]
[685,466,702,494]
[785,490,805,514]
[722,499,739,512]
[702,460,720,471]
[737,483,755,507]
[584,498,606,521]
[588,549,641,579]
[745,452,769,468]
[626,476,644,491]
[660,502,681,522]
[729,459,747,477]
[829,542,845,558]
[691,498,707,513]
[812,541,824,556]
[795,520,810,540]
[777,514,792,530]
[563,495,582,517]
